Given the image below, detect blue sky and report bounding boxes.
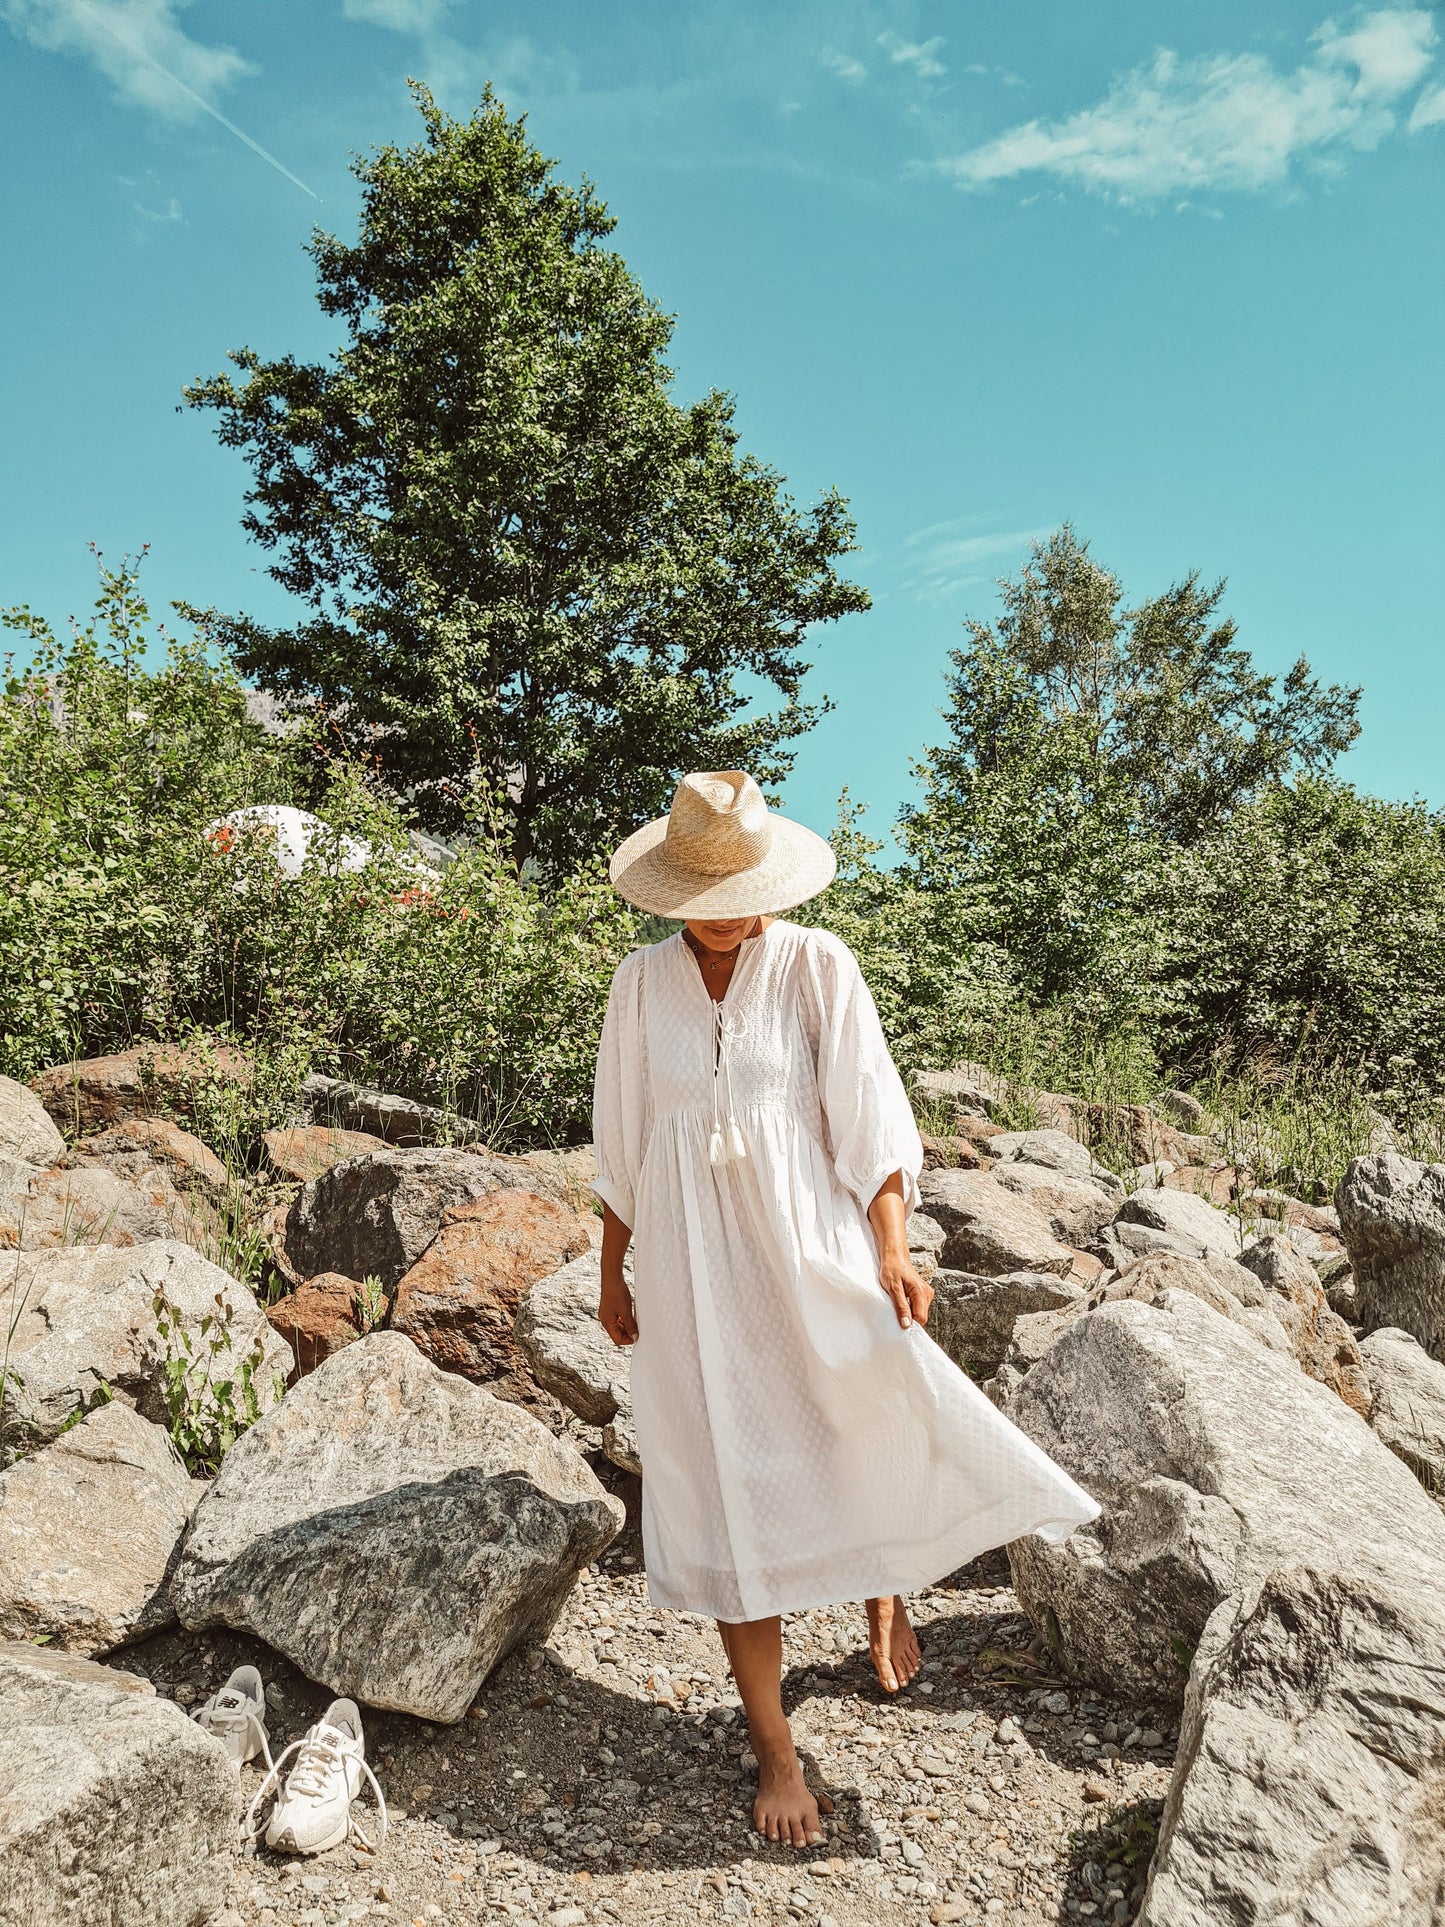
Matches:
[2,1,1442,844]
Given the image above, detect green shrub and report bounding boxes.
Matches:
[1153,778,1445,1095]
[1,558,636,1149]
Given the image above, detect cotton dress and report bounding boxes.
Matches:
[591,920,1100,1623]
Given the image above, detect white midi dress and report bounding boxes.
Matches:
[591,920,1100,1623]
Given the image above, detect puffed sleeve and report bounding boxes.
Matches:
[591,950,650,1230]
[799,930,924,1217]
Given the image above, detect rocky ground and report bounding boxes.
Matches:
[112,1450,1175,1927]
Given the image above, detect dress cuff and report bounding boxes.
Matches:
[590,1172,635,1231]
[858,1157,922,1221]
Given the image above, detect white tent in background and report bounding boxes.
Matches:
[205,803,439,883]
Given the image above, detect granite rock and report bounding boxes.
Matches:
[172,1332,625,1721]
[0,1641,237,1927]
[0,1403,197,1652]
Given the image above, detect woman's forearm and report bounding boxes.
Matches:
[601,1202,633,1281]
[867,1170,910,1258]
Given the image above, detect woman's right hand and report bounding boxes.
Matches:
[598,1272,639,1347]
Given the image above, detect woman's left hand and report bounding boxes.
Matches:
[878,1251,933,1331]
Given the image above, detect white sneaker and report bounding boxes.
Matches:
[192,1665,272,1769]
[248,1698,388,1855]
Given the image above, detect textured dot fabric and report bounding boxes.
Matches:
[592,921,1101,1623]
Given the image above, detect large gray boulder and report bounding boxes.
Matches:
[1140,1568,1445,1927]
[1337,1151,1445,1359]
[281,1144,565,1290]
[987,1128,1123,1195]
[987,1163,1120,1246]
[910,1063,1007,1120]
[906,1211,946,1282]
[514,1249,639,1473]
[3,1239,291,1450]
[172,1332,625,1722]
[1098,1253,1297,1385]
[0,1642,237,1927]
[929,1271,1086,1381]
[0,1075,64,1168]
[0,1403,198,1653]
[298,1070,488,1147]
[917,1169,1075,1277]
[1360,1325,1445,1502]
[1004,1291,1445,1703]
[1109,1187,1244,1264]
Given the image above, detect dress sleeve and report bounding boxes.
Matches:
[591,951,649,1230]
[800,932,924,1218]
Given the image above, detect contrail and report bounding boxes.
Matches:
[73,0,319,200]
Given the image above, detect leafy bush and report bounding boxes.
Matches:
[1,558,636,1148]
[796,792,1017,1079]
[151,1284,276,1478]
[1153,778,1445,1095]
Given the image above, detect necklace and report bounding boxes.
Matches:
[684,924,756,972]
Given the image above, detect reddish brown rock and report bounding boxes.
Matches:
[920,1133,987,1172]
[278,1145,565,1290]
[261,1124,387,1185]
[29,1043,253,1134]
[1166,1164,1242,1207]
[1083,1103,1198,1169]
[266,1274,377,1380]
[390,1188,594,1408]
[0,1161,205,1252]
[1240,1189,1344,1251]
[1239,1235,1372,1418]
[69,1117,229,1200]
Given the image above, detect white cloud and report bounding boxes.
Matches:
[342,0,456,30]
[877,31,946,83]
[900,522,1049,605]
[822,48,867,85]
[1410,79,1445,128]
[2,0,252,121]
[132,191,182,220]
[936,7,1438,205]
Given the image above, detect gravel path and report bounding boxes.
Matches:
[114,1453,1175,1927]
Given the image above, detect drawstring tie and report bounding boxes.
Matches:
[709,1004,748,1166]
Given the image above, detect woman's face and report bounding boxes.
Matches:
[684,916,760,955]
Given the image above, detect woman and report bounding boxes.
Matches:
[592,771,1100,1849]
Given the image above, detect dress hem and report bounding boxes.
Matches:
[646,1494,1103,1623]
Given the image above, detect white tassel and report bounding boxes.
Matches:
[726,1119,747,1161]
[709,1129,726,1165]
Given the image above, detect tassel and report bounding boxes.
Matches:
[726,1119,747,1161]
[709,1129,726,1165]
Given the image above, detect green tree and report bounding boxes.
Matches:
[1155,778,1445,1089]
[184,84,868,870]
[903,527,1362,1007]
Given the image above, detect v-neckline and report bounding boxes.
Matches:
[678,919,780,1010]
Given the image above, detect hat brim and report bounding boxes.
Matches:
[608,813,837,918]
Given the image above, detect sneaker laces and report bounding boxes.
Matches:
[194,1690,274,1773]
[243,1724,389,1852]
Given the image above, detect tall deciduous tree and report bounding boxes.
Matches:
[184,84,868,869]
[904,527,1362,1007]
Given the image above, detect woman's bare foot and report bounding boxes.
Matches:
[752,1736,824,1848]
[867,1594,922,1692]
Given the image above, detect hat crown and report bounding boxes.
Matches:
[664,771,773,877]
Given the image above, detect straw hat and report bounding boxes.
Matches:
[608,771,836,918]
